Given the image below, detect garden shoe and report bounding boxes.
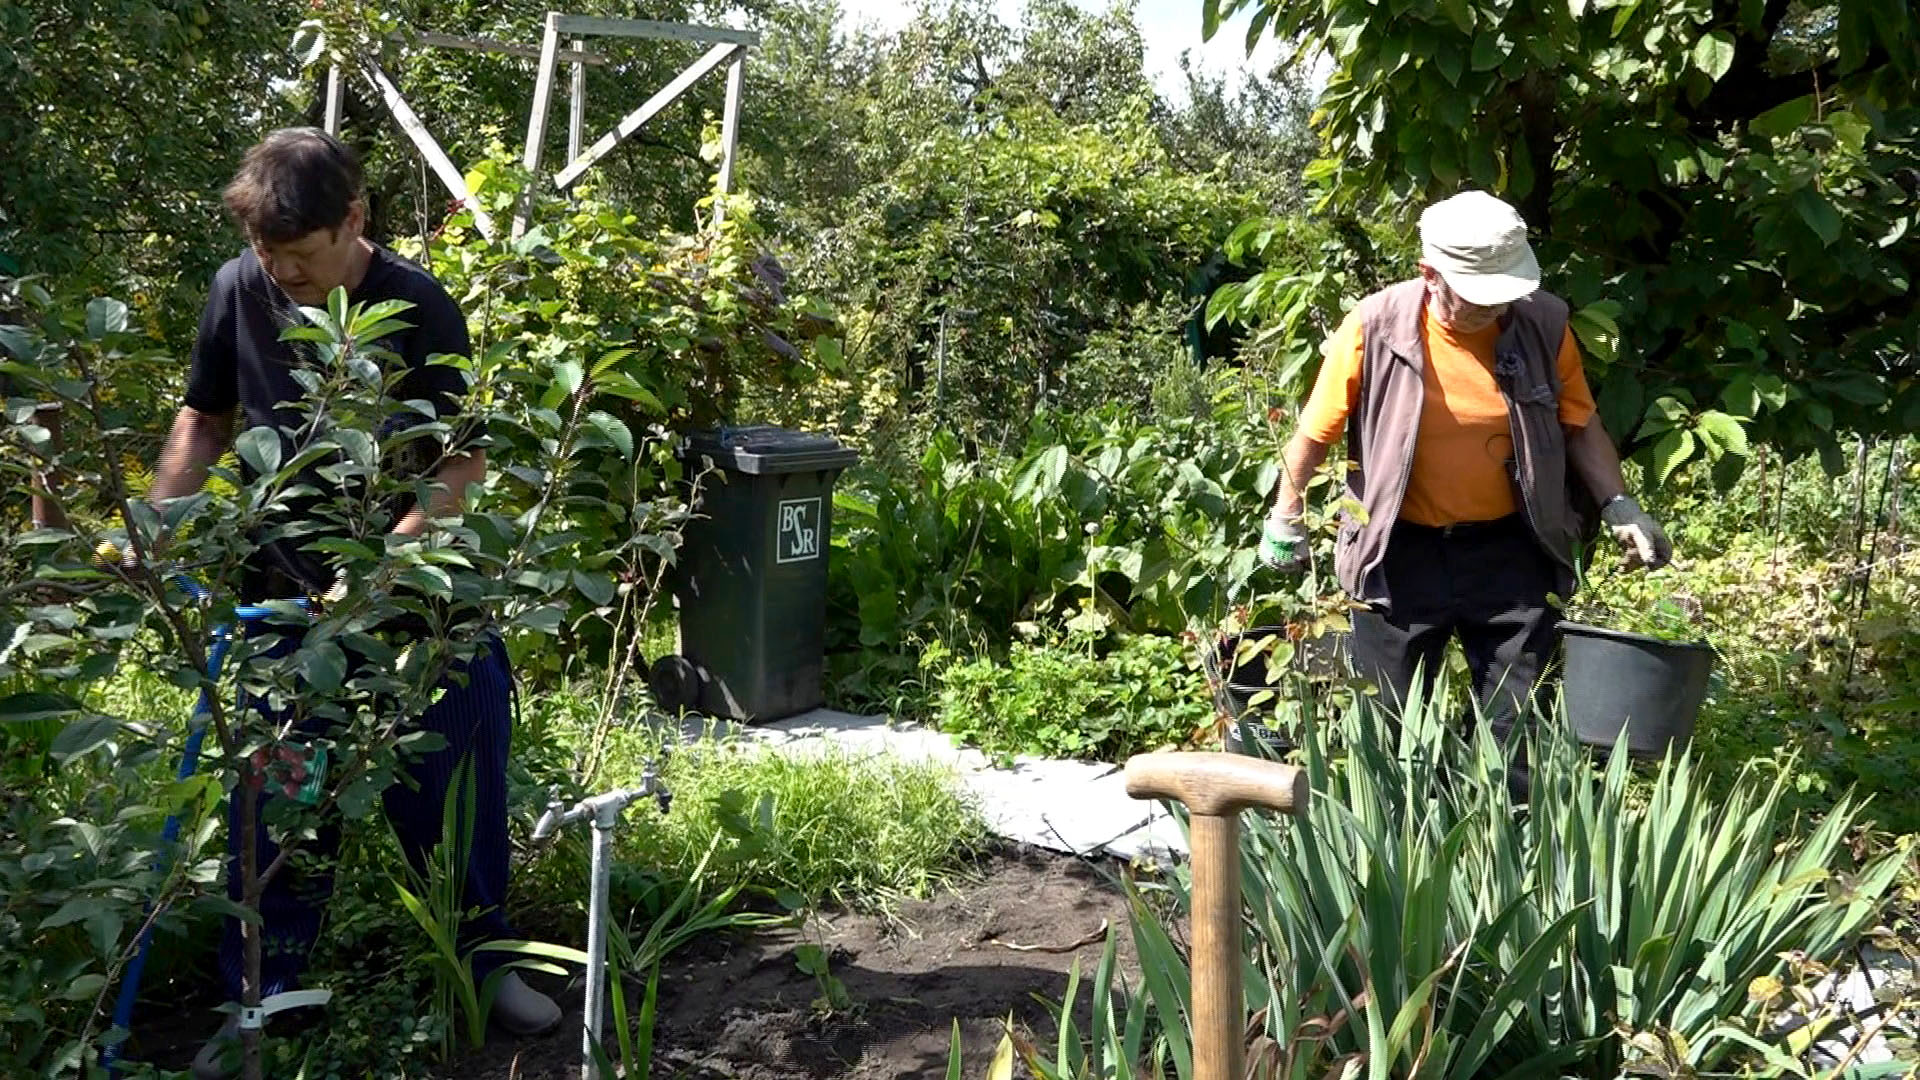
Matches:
[491,971,562,1036]
[190,1014,243,1080]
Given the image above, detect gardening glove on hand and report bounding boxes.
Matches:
[1601,495,1672,571]
[1258,513,1309,573]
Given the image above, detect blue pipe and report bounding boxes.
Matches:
[101,590,310,1074]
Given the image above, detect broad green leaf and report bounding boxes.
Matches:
[1569,301,1622,365]
[40,896,115,930]
[572,570,617,607]
[64,973,107,1002]
[551,358,584,398]
[1721,375,1759,418]
[1695,411,1750,458]
[1650,428,1695,487]
[1818,372,1887,407]
[235,426,283,477]
[1690,31,1736,80]
[85,297,128,340]
[585,410,634,461]
[0,690,83,724]
[51,715,121,759]
[1794,188,1843,245]
[1752,95,1815,137]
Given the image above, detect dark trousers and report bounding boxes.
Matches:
[1348,515,1561,795]
[218,632,516,1000]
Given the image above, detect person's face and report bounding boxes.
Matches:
[252,201,364,307]
[1419,262,1508,333]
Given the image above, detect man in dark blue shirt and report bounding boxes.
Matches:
[140,128,560,1078]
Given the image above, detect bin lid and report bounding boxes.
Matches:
[681,425,861,475]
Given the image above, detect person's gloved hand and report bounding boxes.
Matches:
[1258,513,1309,572]
[1601,495,1672,570]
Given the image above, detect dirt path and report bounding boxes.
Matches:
[456,846,1143,1079]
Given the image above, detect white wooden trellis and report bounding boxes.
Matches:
[320,32,607,241]
[317,12,754,242]
[516,13,758,237]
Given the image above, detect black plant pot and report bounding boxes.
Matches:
[1559,621,1713,758]
[1214,626,1352,756]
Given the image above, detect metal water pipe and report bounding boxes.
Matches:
[531,762,670,1080]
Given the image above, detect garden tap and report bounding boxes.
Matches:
[526,762,671,1080]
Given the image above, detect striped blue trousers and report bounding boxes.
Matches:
[218,631,517,1000]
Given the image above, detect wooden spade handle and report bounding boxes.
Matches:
[1123,751,1308,819]
[1124,751,1309,1080]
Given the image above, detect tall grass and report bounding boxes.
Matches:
[615,732,991,911]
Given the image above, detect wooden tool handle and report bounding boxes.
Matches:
[1123,751,1308,818]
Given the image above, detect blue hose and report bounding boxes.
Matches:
[100,586,310,1075]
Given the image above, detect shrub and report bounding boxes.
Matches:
[927,633,1214,763]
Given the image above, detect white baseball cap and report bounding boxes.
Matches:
[1418,191,1541,307]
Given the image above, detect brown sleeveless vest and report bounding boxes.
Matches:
[1332,279,1587,610]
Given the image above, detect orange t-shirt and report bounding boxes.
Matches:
[1297,307,1597,527]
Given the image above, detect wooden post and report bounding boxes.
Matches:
[363,61,494,238]
[713,51,745,227]
[516,12,564,238]
[568,38,586,164]
[323,65,344,135]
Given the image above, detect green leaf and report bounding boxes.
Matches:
[1471,32,1503,71]
[1695,411,1750,458]
[235,426,282,477]
[572,570,617,607]
[301,641,348,693]
[1752,95,1815,138]
[0,690,83,724]
[1818,373,1888,407]
[814,336,845,371]
[51,715,121,760]
[1569,301,1622,365]
[85,297,128,340]
[551,358,584,398]
[64,973,107,1002]
[584,410,633,461]
[1721,375,1759,418]
[1650,428,1695,487]
[1794,188,1843,245]
[40,896,115,930]
[1690,31,1736,80]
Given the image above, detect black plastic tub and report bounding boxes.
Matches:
[1214,626,1351,756]
[1559,621,1713,758]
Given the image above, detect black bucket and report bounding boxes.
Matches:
[1559,621,1713,758]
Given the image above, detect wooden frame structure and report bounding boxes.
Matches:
[517,13,757,236]
[317,12,755,242]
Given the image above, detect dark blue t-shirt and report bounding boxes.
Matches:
[184,245,472,596]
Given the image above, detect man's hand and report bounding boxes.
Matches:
[1259,513,1310,572]
[1601,495,1672,570]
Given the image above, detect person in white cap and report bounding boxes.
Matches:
[1259,190,1670,792]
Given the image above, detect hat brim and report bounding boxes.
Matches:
[1435,247,1541,307]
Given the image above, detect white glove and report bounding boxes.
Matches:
[1601,495,1672,570]
[1258,513,1309,572]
